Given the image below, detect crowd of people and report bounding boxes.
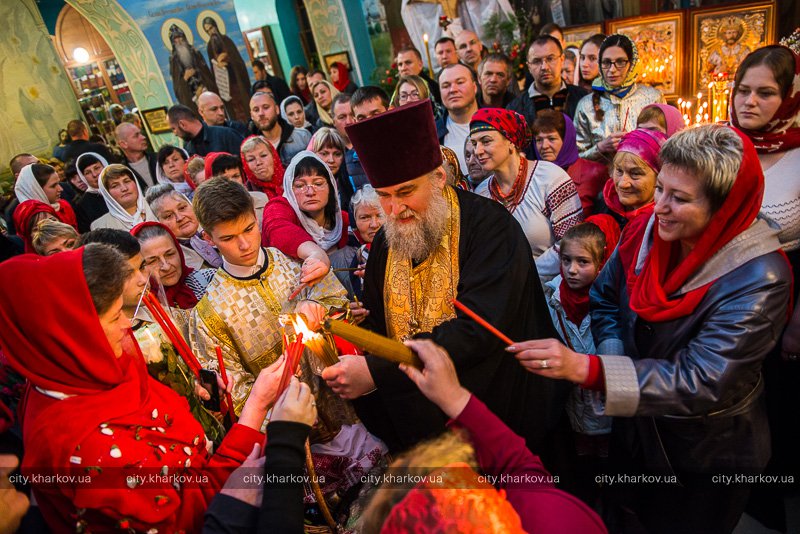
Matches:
[0,21,799,534]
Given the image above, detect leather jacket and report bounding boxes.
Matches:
[589,217,790,474]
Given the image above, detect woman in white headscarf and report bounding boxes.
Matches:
[263,150,357,292]
[280,95,313,131]
[14,163,77,229]
[90,164,156,231]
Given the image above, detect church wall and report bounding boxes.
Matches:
[234,0,308,74]
[64,0,179,148]
[0,0,83,184]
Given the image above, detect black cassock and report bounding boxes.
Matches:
[354,188,570,455]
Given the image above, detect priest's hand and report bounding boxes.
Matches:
[321,355,375,399]
[399,339,471,419]
[349,301,369,325]
[295,300,326,331]
[506,339,589,384]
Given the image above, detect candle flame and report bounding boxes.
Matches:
[423,33,429,42]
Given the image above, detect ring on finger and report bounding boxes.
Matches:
[540,359,549,369]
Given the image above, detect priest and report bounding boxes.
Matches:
[322,99,569,454]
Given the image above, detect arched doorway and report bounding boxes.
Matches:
[54,5,134,143]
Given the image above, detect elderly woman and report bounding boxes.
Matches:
[508,125,791,533]
[0,244,287,533]
[132,222,215,309]
[31,219,78,256]
[532,110,608,216]
[91,164,156,231]
[471,108,583,278]
[146,184,222,269]
[731,44,800,530]
[263,151,354,291]
[463,137,490,188]
[347,185,385,302]
[574,34,664,163]
[240,135,285,199]
[601,128,666,229]
[14,163,77,230]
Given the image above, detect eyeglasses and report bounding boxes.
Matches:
[398,90,420,102]
[600,59,630,71]
[292,181,327,192]
[528,55,562,68]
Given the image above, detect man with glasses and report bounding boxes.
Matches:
[507,36,587,158]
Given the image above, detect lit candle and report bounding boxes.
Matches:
[423,33,434,78]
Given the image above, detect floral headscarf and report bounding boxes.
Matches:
[592,34,640,99]
[469,108,531,152]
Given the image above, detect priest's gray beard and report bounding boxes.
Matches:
[384,187,448,263]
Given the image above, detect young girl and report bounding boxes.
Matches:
[543,215,619,499]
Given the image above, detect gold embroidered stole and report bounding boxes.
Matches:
[384,186,460,340]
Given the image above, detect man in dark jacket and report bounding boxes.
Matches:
[251,59,292,104]
[198,91,249,137]
[248,91,311,166]
[396,46,442,104]
[61,120,115,163]
[324,100,568,456]
[507,36,588,159]
[115,122,157,188]
[167,104,244,156]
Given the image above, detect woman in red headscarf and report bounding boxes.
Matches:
[600,128,666,230]
[470,107,583,279]
[329,62,358,94]
[12,200,58,253]
[239,135,285,199]
[132,222,215,309]
[0,244,286,533]
[507,125,791,533]
[731,44,800,531]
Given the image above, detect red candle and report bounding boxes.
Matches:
[451,298,514,345]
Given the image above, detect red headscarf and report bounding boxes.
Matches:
[622,127,765,322]
[0,249,150,464]
[0,248,231,531]
[330,62,352,93]
[12,200,57,253]
[240,135,285,198]
[730,45,800,153]
[131,221,199,309]
[559,214,621,326]
[183,154,203,191]
[469,108,532,152]
[380,463,525,533]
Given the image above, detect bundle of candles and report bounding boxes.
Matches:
[142,292,201,377]
[323,319,423,369]
[275,330,306,400]
[142,292,236,423]
[287,314,339,367]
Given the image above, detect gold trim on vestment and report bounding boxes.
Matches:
[384,185,460,340]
